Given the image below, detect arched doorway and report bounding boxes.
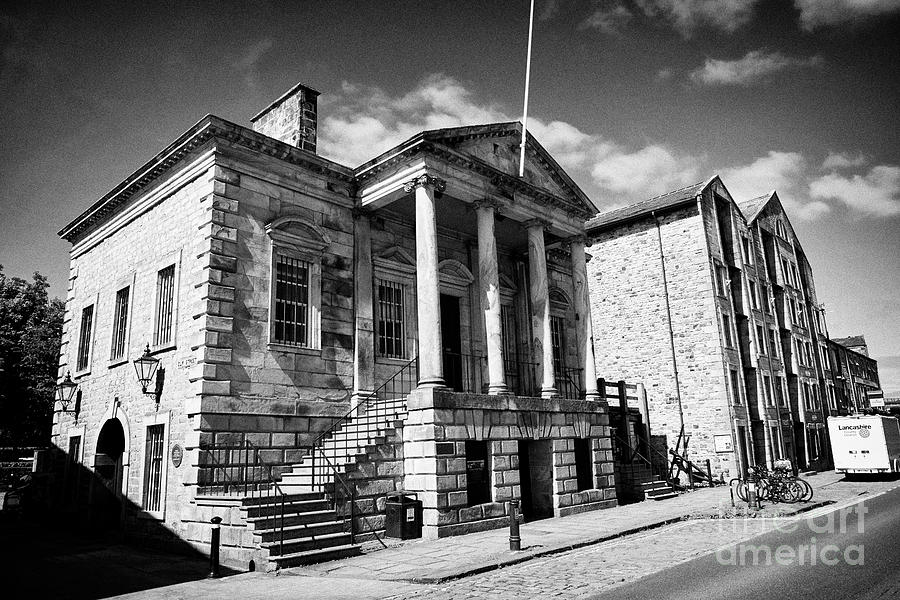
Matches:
[93,418,125,528]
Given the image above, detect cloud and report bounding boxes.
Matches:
[318,74,701,203]
[656,67,675,81]
[795,0,900,30]
[822,151,868,170]
[690,50,823,86]
[809,165,900,216]
[580,3,633,34]
[231,38,274,87]
[634,0,759,37]
[721,151,831,220]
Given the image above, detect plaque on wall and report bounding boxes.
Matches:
[171,444,183,468]
[714,435,734,453]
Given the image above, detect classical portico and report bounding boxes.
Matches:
[352,124,601,402]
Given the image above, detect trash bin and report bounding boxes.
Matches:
[384,491,422,539]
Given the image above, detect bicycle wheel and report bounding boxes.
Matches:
[736,481,749,502]
[757,479,770,502]
[795,478,813,502]
[785,480,804,503]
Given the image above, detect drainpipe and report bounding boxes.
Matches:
[652,211,685,453]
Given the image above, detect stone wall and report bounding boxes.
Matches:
[586,201,738,479]
[53,146,217,542]
[402,388,616,539]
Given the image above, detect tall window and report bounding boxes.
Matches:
[762,374,772,406]
[143,424,165,512]
[550,315,566,375]
[76,305,94,372]
[742,237,753,265]
[110,287,130,361]
[154,265,175,347]
[715,265,728,296]
[749,281,759,310]
[377,280,405,358]
[730,369,741,404]
[501,304,518,375]
[722,314,733,347]
[273,255,311,347]
[768,329,779,358]
[756,324,766,354]
[761,285,770,313]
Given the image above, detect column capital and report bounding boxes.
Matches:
[523,218,552,231]
[565,234,588,246]
[404,174,446,194]
[473,197,505,212]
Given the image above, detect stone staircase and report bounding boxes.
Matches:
[243,397,409,570]
[638,477,677,501]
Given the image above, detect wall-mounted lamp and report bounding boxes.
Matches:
[55,371,81,421]
[133,344,164,407]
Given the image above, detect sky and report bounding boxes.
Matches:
[1,0,898,391]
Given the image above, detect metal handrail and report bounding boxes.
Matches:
[612,432,672,487]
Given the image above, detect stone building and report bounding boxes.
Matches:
[828,336,881,413]
[584,178,833,480]
[50,81,617,570]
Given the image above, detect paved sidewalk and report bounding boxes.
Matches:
[109,469,884,600]
[282,470,844,584]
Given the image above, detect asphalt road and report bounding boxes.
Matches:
[589,486,900,600]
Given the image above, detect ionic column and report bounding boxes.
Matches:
[405,175,446,388]
[570,237,600,400]
[526,220,557,398]
[352,211,376,408]
[475,200,508,395]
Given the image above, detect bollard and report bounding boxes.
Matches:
[747,483,760,511]
[208,516,223,578]
[509,500,522,551]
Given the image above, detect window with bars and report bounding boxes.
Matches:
[76,305,94,372]
[273,254,311,346]
[142,424,165,513]
[377,280,405,358]
[110,287,130,361]
[501,305,518,375]
[550,315,565,376]
[154,265,175,347]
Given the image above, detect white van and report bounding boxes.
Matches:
[827,415,900,474]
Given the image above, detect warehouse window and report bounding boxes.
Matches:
[76,304,94,373]
[153,265,176,347]
[109,286,130,361]
[377,280,406,358]
[142,424,166,513]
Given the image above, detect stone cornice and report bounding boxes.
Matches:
[59,115,355,244]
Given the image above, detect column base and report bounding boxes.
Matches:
[351,390,378,411]
[487,383,510,395]
[583,392,602,402]
[541,387,559,399]
[417,378,447,389]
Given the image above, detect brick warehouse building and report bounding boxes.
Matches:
[828,336,881,414]
[50,82,617,570]
[584,178,833,481]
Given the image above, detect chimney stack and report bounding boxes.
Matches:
[251,81,319,153]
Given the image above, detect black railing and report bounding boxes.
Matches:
[612,432,672,489]
[503,360,584,400]
[442,351,486,393]
[198,358,418,553]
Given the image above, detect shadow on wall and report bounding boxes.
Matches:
[1,446,238,600]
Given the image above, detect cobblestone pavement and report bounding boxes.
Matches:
[382,519,783,600]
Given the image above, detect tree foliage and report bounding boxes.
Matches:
[0,265,64,447]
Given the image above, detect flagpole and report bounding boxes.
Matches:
[519,0,535,178]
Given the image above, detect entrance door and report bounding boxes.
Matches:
[736,425,750,477]
[440,294,463,391]
[794,423,807,470]
[93,419,125,529]
[518,440,553,521]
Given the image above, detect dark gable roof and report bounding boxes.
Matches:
[585,179,708,233]
[833,335,868,349]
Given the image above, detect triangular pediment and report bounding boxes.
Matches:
[421,123,598,217]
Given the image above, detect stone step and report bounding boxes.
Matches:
[242,498,331,518]
[253,519,347,543]
[261,530,353,556]
[268,543,362,569]
[649,491,678,501]
[246,508,338,529]
[237,491,324,506]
